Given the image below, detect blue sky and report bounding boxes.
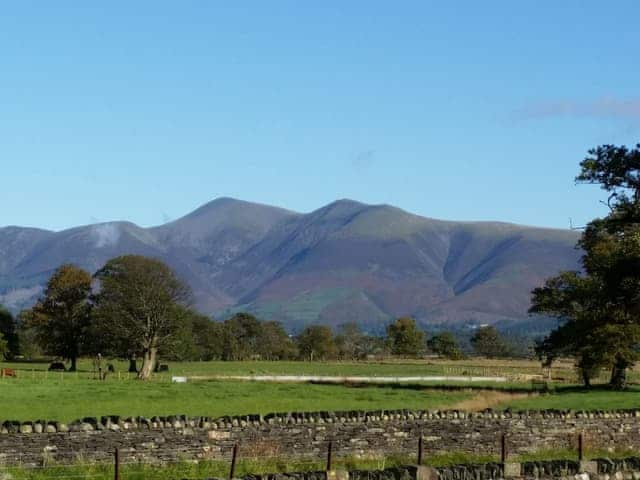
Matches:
[1,1,639,231]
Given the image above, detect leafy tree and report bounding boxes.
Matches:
[256,321,297,360]
[0,305,19,359]
[27,264,92,371]
[15,310,43,359]
[386,317,425,357]
[0,332,7,359]
[470,326,511,358]
[531,143,640,389]
[296,325,338,361]
[163,307,222,361]
[93,255,190,380]
[220,313,263,361]
[427,332,464,359]
[335,322,367,360]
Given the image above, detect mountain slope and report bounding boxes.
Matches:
[0,198,580,329]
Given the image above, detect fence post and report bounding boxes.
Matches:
[114,448,120,480]
[326,441,333,471]
[417,435,423,465]
[229,443,239,479]
[501,433,507,464]
[578,433,583,462]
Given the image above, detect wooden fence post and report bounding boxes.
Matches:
[229,443,239,479]
[327,441,333,471]
[578,433,583,461]
[114,448,120,480]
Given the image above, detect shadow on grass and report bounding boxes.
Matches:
[308,380,640,398]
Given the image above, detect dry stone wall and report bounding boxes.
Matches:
[1,409,640,466]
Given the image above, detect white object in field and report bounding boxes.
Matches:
[171,376,188,383]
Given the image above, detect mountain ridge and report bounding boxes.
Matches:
[0,197,580,331]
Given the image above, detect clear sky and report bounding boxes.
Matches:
[1,1,639,231]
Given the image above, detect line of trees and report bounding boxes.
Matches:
[2,266,520,374]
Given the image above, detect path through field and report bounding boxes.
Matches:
[449,390,537,410]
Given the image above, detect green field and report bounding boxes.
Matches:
[502,386,640,410]
[1,359,639,422]
[0,357,580,379]
[0,377,472,421]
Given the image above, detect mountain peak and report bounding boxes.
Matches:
[1,197,581,329]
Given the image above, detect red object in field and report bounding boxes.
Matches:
[1,368,17,378]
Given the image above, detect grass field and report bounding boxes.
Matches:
[0,377,472,421]
[1,358,639,421]
[0,358,574,379]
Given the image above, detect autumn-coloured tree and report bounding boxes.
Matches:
[28,264,93,371]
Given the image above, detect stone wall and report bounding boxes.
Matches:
[1,409,640,466]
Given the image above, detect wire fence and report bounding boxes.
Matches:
[0,433,595,480]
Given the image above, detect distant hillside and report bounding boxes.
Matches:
[0,198,580,331]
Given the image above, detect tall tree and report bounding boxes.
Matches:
[386,317,425,357]
[27,265,92,371]
[335,322,366,360]
[296,325,338,361]
[0,333,7,359]
[428,332,464,360]
[220,313,263,361]
[93,255,190,380]
[256,321,297,360]
[172,309,224,361]
[531,143,640,389]
[0,305,19,359]
[470,326,511,358]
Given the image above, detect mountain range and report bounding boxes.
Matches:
[0,198,581,332]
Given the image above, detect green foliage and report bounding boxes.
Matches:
[386,317,425,357]
[334,322,386,360]
[219,312,263,360]
[92,255,191,379]
[427,332,464,359]
[296,325,338,360]
[217,313,297,361]
[0,332,7,359]
[166,307,222,361]
[26,265,93,371]
[531,143,640,389]
[470,326,511,358]
[256,320,298,360]
[0,305,19,359]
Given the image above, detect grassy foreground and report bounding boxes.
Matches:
[3,449,640,480]
[0,454,495,480]
[0,378,471,421]
[1,375,640,421]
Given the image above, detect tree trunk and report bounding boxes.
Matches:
[609,356,628,390]
[70,356,77,372]
[138,347,158,380]
[128,356,138,373]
